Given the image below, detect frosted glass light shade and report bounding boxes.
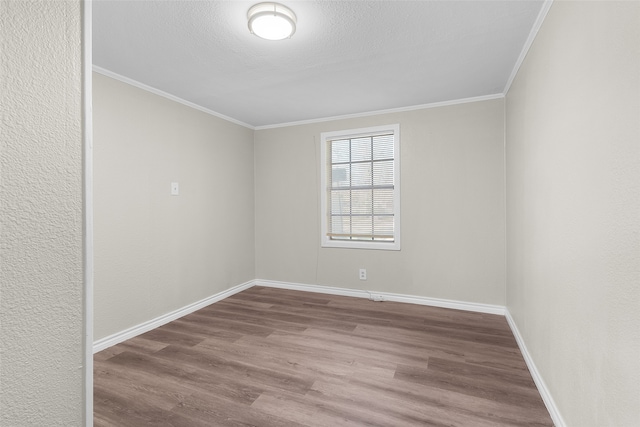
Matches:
[248,2,297,40]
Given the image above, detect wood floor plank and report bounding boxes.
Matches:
[203,333,398,381]
[152,344,316,396]
[195,304,313,333]
[140,328,206,347]
[94,287,553,426]
[178,312,277,338]
[320,374,551,427]
[308,378,502,427]
[94,386,195,427]
[395,360,546,410]
[173,392,307,427]
[352,323,524,364]
[95,363,201,409]
[158,318,245,343]
[104,350,264,406]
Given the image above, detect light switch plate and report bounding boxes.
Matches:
[171,182,179,195]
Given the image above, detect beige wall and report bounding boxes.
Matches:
[255,99,506,305]
[0,1,85,425]
[93,73,255,340]
[506,2,640,426]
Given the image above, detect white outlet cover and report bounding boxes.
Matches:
[171,182,179,195]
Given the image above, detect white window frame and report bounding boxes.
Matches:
[320,124,401,251]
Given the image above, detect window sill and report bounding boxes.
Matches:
[321,239,401,251]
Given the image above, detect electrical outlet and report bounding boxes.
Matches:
[359,268,367,280]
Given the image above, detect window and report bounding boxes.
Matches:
[320,124,400,250]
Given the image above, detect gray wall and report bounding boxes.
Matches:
[0,1,85,425]
[255,99,506,305]
[506,1,640,425]
[93,73,255,340]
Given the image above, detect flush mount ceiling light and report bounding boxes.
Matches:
[247,2,297,41]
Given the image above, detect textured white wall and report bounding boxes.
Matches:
[506,2,640,425]
[0,1,85,425]
[93,73,255,340]
[255,99,506,305]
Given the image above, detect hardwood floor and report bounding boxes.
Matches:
[94,286,553,426]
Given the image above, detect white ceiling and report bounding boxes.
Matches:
[93,0,545,128]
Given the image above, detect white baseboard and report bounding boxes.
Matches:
[505,310,565,427]
[93,277,561,426]
[93,279,503,353]
[255,279,505,315]
[92,280,255,353]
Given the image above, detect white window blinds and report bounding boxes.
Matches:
[321,125,400,250]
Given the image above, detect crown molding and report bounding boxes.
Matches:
[254,93,505,130]
[93,65,504,132]
[503,0,554,95]
[92,66,255,130]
